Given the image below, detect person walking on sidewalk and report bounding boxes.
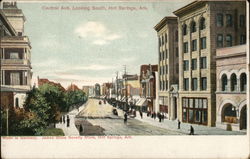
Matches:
[161,113,164,122]
[189,125,194,135]
[124,112,128,124]
[139,110,143,119]
[63,115,65,124]
[67,115,70,127]
[178,120,181,129]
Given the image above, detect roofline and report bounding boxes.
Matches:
[154,16,177,31]
[173,0,206,16]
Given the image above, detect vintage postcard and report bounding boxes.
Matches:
[0,0,249,158]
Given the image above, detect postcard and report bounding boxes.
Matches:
[1,0,249,158]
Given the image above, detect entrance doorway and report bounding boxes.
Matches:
[240,105,247,130]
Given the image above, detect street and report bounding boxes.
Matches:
[75,99,184,135]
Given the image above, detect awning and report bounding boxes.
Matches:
[136,98,147,106]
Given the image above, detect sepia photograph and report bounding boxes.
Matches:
[0,0,249,158]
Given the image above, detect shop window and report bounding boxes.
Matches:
[230,73,237,91]
[240,73,246,92]
[200,37,206,49]
[217,34,223,47]
[226,34,232,47]
[223,104,237,123]
[216,13,224,27]
[200,17,206,30]
[192,39,197,51]
[226,14,233,27]
[221,74,228,91]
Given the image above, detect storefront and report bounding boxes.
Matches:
[182,97,208,125]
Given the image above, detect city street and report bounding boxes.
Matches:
[75,99,184,135]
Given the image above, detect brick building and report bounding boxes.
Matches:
[173,1,246,126]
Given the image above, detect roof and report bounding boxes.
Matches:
[154,16,177,31]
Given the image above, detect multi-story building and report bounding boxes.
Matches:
[101,82,113,98]
[173,1,246,126]
[94,83,101,97]
[1,2,32,108]
[216,45,247,131]
[154,17,179,118]
[140,64,158,112]
[82,86,91,97]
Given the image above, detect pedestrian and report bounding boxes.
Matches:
[178,120,181,129]
[161,113,164,122]
[124,112,128,123]
[158,113,161,122]
[189,125,194,135]
[63,115,65,124]
[153,112,156,120]
[67,115,70,127]
[60,116,62,123]
[79,124,83,132]
[139,111,143,119]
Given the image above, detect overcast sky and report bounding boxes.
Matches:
[18,1,191,88]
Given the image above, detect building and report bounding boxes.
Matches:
[154,17,179,119]
[173,1,246,126]
[215,45,247,131]
[0,2,32,108]
[140,64,158,112]
[101,82,113,98]
[82,86,91,97]
[94,83,101,97]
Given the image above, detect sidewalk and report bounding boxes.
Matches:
[133,112,245,135]
[56,103,87,136]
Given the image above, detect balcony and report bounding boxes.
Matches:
[1,59,31,65]
[1,36,30,45]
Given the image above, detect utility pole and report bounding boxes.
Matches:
[124,65,128,112]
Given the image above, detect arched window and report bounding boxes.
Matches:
[230,73,237,91]
[200,17,206,30]
[15,97,19,108]
[226,34,233,47]
[182,24,187,35]
[221,74,227,91]
[191,21,196,33]
[240,73,246,92]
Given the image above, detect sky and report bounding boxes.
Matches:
[17,1,191,88]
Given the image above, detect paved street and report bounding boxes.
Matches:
[76,99,184,135]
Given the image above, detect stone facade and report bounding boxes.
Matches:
[173,1,246,126]
[216,45,247,131]
[154,17,179,118]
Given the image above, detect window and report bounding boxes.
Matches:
[18,32,22,36]
[240,34,246,44]
[192,78,198,90]
[165,33,167,43]
[10,52,19,59]
[201,77,207,90]
[192,39,197,51]
[226,34,232,47]
[165,49,168,59]
[183,42,188,53]
[159,37,161,46]
[191,59,197,70]
[160,81,162,90]
[162,51,165,60]
[239,15,245,27]
[182,24,187,35]
[176,63,179,74]
[200,37,206,49]
[163,65,165,75]
[15,98,19,108]
[230,73,237,91]
[159,52,162,61]
[165,65,168,74]
[191,21,196,33]
[10,72,20,85]
[217,34,223,47]
[163,81,165,90]
[240,73,246,92]
[162,36,164,45]
[184,78,189,91]
[221,74,228,91]
[200,57,207,69]
[176,47,179,57]
[200,17,206,30]
[216,13,224,27]
[183,60,189,71]
[175,30,178,42]
[165,80,168,90]
[226,14,233,27]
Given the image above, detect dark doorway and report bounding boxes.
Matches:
[240,105,247,130]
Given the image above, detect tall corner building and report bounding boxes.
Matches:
[154,17,179,119]
[173,1,246,126]
[1,2,32,108]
